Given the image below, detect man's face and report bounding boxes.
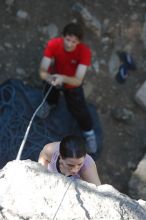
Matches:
[63,35,80,52]
[61,157,85,176]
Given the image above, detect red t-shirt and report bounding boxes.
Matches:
[43,37,91,88]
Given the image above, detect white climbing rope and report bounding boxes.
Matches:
[16,84,53,160]
[52,176,74,220]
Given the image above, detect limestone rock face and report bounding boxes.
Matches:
[0,160,146,220]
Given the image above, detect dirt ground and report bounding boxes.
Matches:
[0,0,146,195]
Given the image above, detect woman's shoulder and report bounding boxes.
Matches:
[43,142,60,158]
[84,154,95,164]
[80,154,95,173]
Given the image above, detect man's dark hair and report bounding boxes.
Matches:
[62,22,84,40]
[60,134,86,159]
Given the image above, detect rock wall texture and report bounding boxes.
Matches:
[0,160,146,220]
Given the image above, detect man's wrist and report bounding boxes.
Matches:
[62,75,67,84]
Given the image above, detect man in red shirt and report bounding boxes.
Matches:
[39,22,97,154]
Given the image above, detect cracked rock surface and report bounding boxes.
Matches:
[0,160,146,220]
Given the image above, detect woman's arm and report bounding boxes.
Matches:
[80,158,101,186]
[38,142,59,168]
[38,147,50,168]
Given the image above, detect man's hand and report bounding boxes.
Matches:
[51,74,64,86]
[45,74,54,84]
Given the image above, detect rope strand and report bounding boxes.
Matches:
[52,177,74,220]
[16,85,53,160]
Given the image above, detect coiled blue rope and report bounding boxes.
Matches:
[0,80,54,168]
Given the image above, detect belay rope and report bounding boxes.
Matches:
[16,84,53,160]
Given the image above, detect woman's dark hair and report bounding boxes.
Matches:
[60,135,86,159]
[62,22,84,40]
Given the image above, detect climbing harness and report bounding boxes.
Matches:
[16,84,53,160]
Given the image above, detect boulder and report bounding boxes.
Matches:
[0,160,146,220]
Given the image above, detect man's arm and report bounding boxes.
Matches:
[39,57,53,83]
[80,159,101,186]
[52,64,88,87]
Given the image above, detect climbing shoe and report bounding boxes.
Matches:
[115,64,128,84]
[117,51,136,71]
[83,130,97,154]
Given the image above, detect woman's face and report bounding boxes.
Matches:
[60,156,85,176]
[63,35,80,52]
